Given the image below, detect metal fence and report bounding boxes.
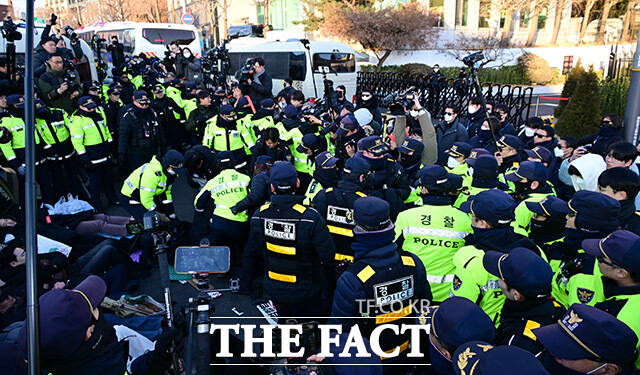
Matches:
[356,72,534,129]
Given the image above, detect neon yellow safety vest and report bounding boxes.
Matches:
[395,203,472,302]
[121,156,171,211]
[195,169,251,222]
[202,116,246,152]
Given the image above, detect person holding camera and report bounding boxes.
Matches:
[247,57,273,105]
[38,52,81,114]
[35,32,57,79]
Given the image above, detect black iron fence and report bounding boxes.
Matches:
[357,72,534,129]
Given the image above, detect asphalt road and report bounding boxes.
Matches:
[106,172,261,325]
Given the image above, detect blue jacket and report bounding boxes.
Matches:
[330,229,430,327]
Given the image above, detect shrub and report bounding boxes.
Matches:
[555,68,602,138]
[600,78,630,118]
[555,64,586,118]
[517,53,554,85]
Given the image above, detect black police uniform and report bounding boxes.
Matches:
[244,194,336,317]
[495,299,566,354]
[151,95,186,151]
[363,156,410,221]
[36,107,83,199]
[118,104,165,171]
[312,179,367,264]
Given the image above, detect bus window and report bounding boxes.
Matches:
[289,52,306,81]
[142,28,195,45]
[228,51,306,81]
[313,53,355,73]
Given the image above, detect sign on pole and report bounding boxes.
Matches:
[182,13,194,25]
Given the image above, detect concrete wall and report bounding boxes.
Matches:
[382,43,636,71]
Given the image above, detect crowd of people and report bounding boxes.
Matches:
[0,19,640,375]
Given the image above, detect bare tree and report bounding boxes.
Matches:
[550,0,568,45]
[578,0,597,42]
[621,0,639,41]
[442,34,520,68]
[320,2,439,70]
[597,0,624,43]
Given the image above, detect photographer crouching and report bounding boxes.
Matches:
[38,51,82,114]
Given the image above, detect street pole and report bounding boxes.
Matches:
[24,0,41,373]
[624,30,640,144]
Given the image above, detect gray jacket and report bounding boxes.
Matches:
[435,118,469,165]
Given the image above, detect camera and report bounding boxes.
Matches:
[382,86,417,115]
[49,13,58,26]
[202,40,230,88]
[1,17,22,42]
[462,51,484,67]
[63,25,77,39]
[238,58,255,86]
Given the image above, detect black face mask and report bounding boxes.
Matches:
[399,153,421,169]
[530,217,566,243]
[314,167,340,188]
[513,181,533,199]
[428,337,454,375]
[478,129,492,143]
[62,313,118,365]
[337,92,345,100]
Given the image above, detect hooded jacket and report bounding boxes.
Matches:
[566,153,606,192]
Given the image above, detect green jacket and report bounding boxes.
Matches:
[121,156,171,211]
[194,169,251,222]
[38,66,81,113]
[395,202,472,302]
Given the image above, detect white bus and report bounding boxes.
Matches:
[227,39,358,100]
[76,22,202,64]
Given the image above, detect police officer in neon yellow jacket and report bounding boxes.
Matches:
[69,96,116,211]
[444,141,472,178]
[523,196,570,247]
[546,191,621,307]
[194,151,251,270]
[505,161,555,235]
[451,189,544,325]
[202,105,248,170]
[120,149,184,220]
[566,230,640,369]
[395,165,473,303]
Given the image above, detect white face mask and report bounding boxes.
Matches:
[468,106,478,114]
[447,157,460,169]
[434,68,439,72]
[554,147,564,158]
[524,127,535,137]
[635,155,640,165]
[183,52,191,58]
[167,168,176,175]
[468,167,474,177]
[444,114,453,123]
[409,110,420,117]
[571,175,586,191]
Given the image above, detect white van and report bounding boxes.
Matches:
[77,22,202,64]
[227,39,358,100]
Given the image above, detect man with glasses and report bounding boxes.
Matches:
[493,103,517,136]
[38,52,81,113]
[436,105,468,166]
[118,90,165,172]
[532,125,557,151]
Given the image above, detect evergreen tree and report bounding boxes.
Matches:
[555,68,602,138]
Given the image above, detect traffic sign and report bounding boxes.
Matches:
[182,13,194,25]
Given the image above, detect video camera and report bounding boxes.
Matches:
[202,40,230,88]
[463,51,484,67]
[239,58,255,86]
[382,86,418,115]
[0,17,21,42]
[49,13,58,26]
